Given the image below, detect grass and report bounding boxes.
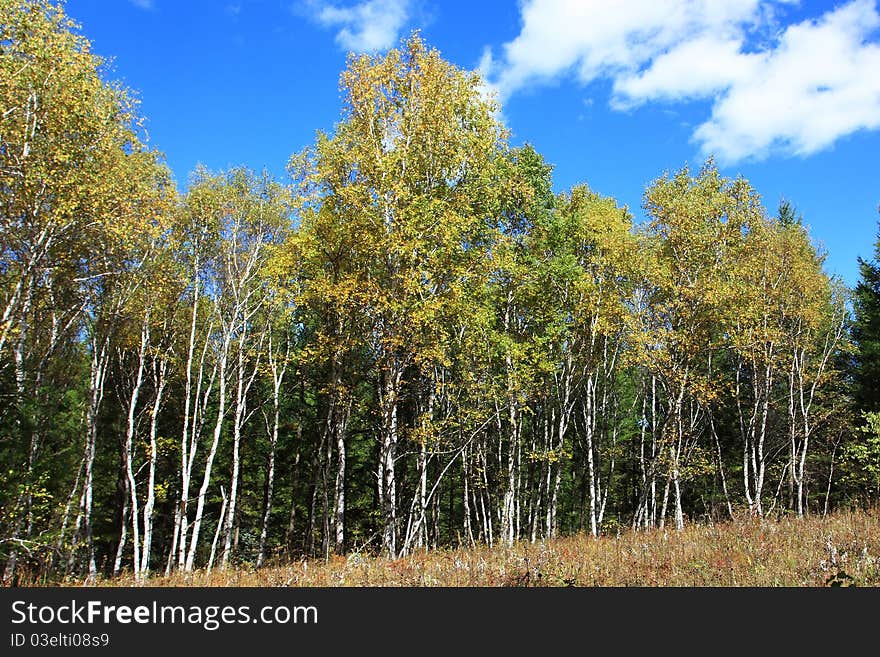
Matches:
[67,507,880,587]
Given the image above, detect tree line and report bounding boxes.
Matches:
[2,1,878,584]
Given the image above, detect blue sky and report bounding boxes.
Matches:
[64,0,880,285]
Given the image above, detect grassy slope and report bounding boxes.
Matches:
[84,508,880,587]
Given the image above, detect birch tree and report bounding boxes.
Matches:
[636,161,762,529]
[189,169,287,571]
[290,34,506,557]
[0,0,170,581]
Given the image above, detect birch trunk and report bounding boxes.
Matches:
[257,332,288,567]
[222,323,263,568]
[120,317,149,578]
[140,354,167,577]
[184,328,231,572]
[70,334,110,579]
[169,263,201,574]
[379,365,402,557]
[332,399,350,555]
[207,487,227,575]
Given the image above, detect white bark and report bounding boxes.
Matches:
[184,326,232,572]
[140,354,167,578]
[257,331,289,568]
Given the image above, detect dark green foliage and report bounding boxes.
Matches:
[852,217,880,413]
[778,198,802,227]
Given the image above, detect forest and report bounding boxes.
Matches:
[1,0,879,585]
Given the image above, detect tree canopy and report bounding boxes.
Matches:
[0,2,873,583]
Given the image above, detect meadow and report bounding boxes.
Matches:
[65,508,880,587]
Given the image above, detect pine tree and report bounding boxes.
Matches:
[852,213,880,413]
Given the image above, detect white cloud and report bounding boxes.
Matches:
[493,0,763,96]
[695,1,880,161]
[129,0,154,9]
[313,0,411,52]
[611,34,762,107]
[487,0,880,163]
[477,47,504,114]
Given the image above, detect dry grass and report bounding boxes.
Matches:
[67,508,880,587]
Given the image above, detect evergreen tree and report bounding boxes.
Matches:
[852,213,880,413]
[777,198,802,226]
